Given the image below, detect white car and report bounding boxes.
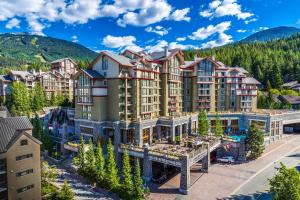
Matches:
[217,156,235,164]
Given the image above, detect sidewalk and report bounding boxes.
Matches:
[149,134,300,200]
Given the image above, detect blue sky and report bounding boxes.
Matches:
[0,0,300,52]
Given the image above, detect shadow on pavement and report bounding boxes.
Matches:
[223,191,271,200]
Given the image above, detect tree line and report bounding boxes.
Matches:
[73,137,146,200]
[3,81,73,116]
[184,34,300,88]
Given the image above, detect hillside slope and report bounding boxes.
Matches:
[184,34,300,88]
[240,26,300,42]
[0,33,98,68]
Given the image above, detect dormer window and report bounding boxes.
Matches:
[102,56,108,70]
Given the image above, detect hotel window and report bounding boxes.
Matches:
[16,169,33,177]
[102,56,108,70]
[16,153,33,161]
[20,139,28,146]
[82,105,92,120]
[17,184,34,193]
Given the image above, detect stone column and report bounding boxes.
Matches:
[237,138,246,161]
[114,124,122,169]
[171,125,176,142]
[135,123,143,147]
[179,155,190,195]
[149,127,153,145]
[157,126,161,140]
[201,143,210,172]
[142,146,152,182]
[179,124,183,141]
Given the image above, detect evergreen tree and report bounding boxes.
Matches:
[121,150,134,199]
[50,92,56,106]
[269,162,300,200]
[245,124,265,159]
[105,139,119,190]
[198,110,209,136]
[266,80,272,91]
[54,180,75,200]
[134,160,144,200]
[78,136,86,175]
[214,113,223,138]
[31,83,46,112]
[11,82,31,116]
[32,114,43,140]
[85,138,96,180]
[95,142,105,184]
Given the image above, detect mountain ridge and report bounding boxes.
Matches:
[240,26,300,43]
[0,33,98,68]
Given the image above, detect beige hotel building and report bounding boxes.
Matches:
[73,47,260,150]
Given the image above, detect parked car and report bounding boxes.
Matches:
[152,173,167,184]
[217,156,235,164]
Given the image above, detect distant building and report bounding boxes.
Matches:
[282,81,300,94]
[182,57,260,112]
[0,116,42,200]
[278,95,300,109]
[0,58,77,101]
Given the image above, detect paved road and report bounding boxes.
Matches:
[149,134,300,200]
[55,168,117,200]
[231,139,300,200]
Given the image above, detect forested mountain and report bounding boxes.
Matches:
[0,33,98,68]
[184,34,300,88]
[240,26,300,43]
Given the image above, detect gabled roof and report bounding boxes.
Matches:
[82,69,104,79]
[10,70,33,80]
[0,75,12,82]
[74,69,104,79]
[282,81,298,87]
[51,57,76,64]
[90,51,134,68]
[279,95,300,105]
[0,116,34,152]
[242,77,261,85]
[150,48,183,61]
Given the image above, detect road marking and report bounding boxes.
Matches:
[230,143,300,195]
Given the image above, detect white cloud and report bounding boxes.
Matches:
[259,27,269,31]
[189,21,231,40]
[176,37,186,42]
[26,14,46,36]
[0,0,190,34]
[71,35,79,43]
[201,32,233,49]
[145,26,170,36]
[297,19,300,25]
[145,40,168,53]
[244,18,257,24]
[237,29,246,33]
[117,0,172,27]
[169,42,197,50]
[144,40,196,52]
[5,18,21,29]
[200,0,253,20]
[168,8,191,22]
[59,0,101,24]
[102,35,137,49]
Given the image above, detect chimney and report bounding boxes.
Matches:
[164,46,169,57]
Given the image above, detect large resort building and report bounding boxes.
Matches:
[52,47,300,195]
[0,58,77,101]
[70,47,268,194]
